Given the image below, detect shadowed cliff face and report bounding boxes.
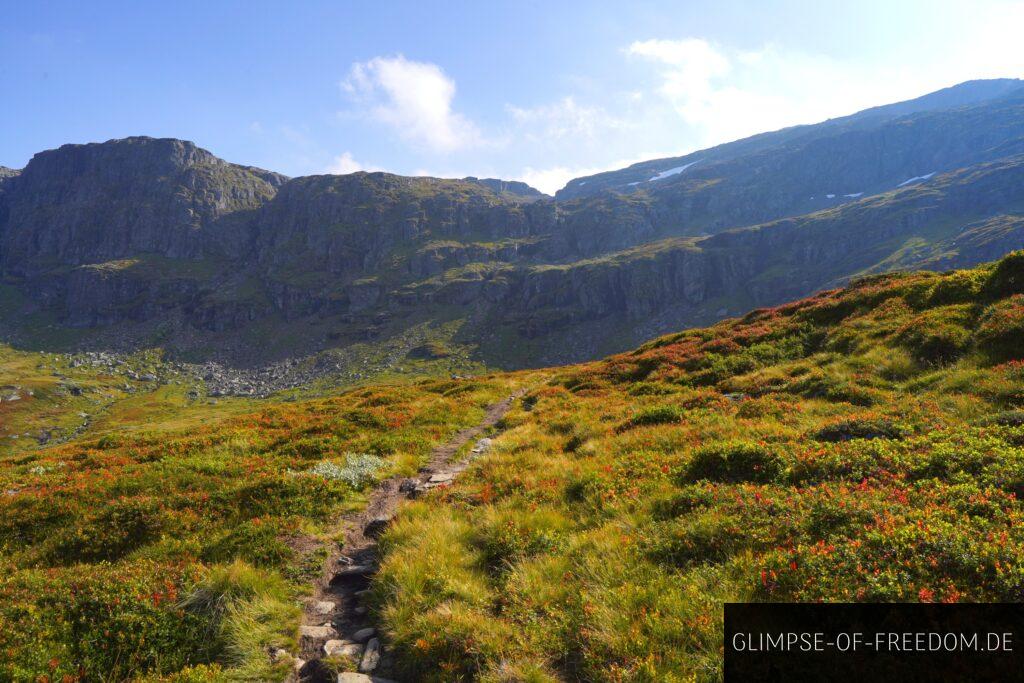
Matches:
[252,173,557,279]
[1,81,1024,369]
[0,167,18,241]
[0,137,284,275]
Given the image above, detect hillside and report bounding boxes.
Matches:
[2,81,1024,384]
[0,349,530,680]
[1,251,1022,680]
[371,251,1024,681]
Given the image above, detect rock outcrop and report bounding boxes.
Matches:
[0,136,283,276]
[2,81,1024,371]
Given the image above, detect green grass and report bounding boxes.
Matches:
[371,251,1024,682]
[0,356,527,680]
[178,561,300,680]
[78,254,224,281]
[4,250,1024,681]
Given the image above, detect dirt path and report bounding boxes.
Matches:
[292,390,526,682]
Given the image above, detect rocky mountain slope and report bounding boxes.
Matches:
[0,137,285,274]
[1,80,1023,380]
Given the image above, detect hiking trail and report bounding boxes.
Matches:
[284,389,526,683]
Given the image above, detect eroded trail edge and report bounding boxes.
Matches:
[289,390,526,682]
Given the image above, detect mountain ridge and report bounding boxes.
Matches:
[555,78,1024,199]
[2,79,1024,383]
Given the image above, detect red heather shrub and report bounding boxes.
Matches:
[681,441,785,484]
[975,295,1024,362]
[984,250,1024,298]
[700,337,743,354]
[895,306,974,365]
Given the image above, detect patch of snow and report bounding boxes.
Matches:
[826,194,836,199]
[627,181,642,186]
[578,181,587,185]
[649,160,700,182]
[844,192,863,198]
[897,172,936,187]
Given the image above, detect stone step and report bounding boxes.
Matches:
[335,563,375,577]
[312,600,336,615]
[359,637,381,673]
[300,623,337,640]
[364,511,395,538]
[337,673,397,683]
[325,639,364,657]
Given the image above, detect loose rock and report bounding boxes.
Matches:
[300,624,337,640]
[352,627,376,643]
[335,563,374,577]
[364,511,394,538]
[337,673,397,683]
[313,600,336,615]
[324,639,364,657]
[359,637,381,673]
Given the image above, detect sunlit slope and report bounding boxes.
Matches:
[0,363,528,680]
[373,251,1024,682]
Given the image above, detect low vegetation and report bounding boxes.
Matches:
[0,367,521,680]
[371,252,1024,681]
[3,251,1022,681]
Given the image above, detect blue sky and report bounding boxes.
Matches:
[2,0,1023,193]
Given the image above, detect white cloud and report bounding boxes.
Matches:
[507,96,627,141]
[516,154,661,195]
[515,166,580,195]
[316,9,1024,189]
[947,2,1024,80]
[628,38,730,97]
[626,18,1024,152]
[626,38,921,146]
[342,55,482,153]
[325,151,383,175]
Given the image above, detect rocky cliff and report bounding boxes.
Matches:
[253,173,555,279]
[0,137,284,276]
[2,80,1024,371]
[505,155,1024,332]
